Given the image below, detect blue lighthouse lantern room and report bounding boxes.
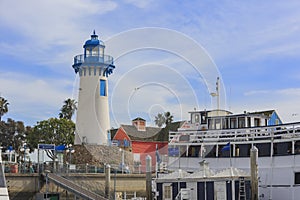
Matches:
[84,30,105,61]
[72,30,115,76]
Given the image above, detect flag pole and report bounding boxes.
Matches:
[230,143,232,168]
[155,144,160,178]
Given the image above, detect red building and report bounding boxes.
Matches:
[111,117,184,173]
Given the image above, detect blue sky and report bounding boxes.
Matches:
[1,0,300,127]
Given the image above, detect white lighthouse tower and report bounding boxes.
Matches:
[73,31,115,145]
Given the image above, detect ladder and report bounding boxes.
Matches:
[239,177,246,200]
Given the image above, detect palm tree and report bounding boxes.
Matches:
[155,113,166,127]
[154,111,174,127]
[164,111,173,126]
[0,97,9,121]
[59,98,77,120]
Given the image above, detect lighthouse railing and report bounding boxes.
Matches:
[73,54,114,66]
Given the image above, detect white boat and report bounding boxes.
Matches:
[167,109,300,200]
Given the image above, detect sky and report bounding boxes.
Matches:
[1,0,300,128]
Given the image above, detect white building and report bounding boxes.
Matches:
[73,31,115,145]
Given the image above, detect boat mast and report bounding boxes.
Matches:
[210,77,221,115]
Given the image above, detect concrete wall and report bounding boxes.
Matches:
[6,173,148,199]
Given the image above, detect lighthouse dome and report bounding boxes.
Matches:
[83,30,105,48]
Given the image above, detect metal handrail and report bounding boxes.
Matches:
[169,122,300,144]
[73,54,114,66]
[47,173,107,200]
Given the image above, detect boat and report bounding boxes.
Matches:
[167,108,300,200]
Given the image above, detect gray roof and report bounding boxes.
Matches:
[159,169,190,180]
[121,125,162,141]
[188,168,214,179]
[110,121,186,142]
[213,167,250,178]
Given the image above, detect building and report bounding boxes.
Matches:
[72,31,115,145]
[111,118,185,173]
[155,161,251,200]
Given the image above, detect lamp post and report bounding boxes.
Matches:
[45,170,50,198]
[66,144,75,173]
[119,148,124,174]
[20,144,30,173]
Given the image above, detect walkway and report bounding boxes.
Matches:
[47,173,107,200]
[0,163,9,200]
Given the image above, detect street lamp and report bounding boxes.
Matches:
[45,170,51,198]
[20,144,30,173]
[119,148,124,174]
[66,144,75,173]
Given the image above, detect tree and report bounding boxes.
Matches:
[154,111,174,127]
[26,118,75,160]
[0,96,9,121]
[59,98,77,120]
[154,113,166,128]
[164,111,174,126]
[0,118,27,153]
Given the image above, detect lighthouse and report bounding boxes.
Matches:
[72,31,115,145]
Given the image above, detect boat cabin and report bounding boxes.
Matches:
[186,109,282,130]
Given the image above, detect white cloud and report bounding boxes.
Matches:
[244,88,300,97]
[1,0,300,128]
[0,0,118,74]
[123,0,153,8]
[0,72,75,125]
[0,0,117,40]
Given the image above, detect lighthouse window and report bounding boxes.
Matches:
[100,79,106,96]
[92,47,98,56]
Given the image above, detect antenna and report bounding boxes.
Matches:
[210,77,220,111]
[216,77,220,111]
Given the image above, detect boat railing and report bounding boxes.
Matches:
[169,122,300,144]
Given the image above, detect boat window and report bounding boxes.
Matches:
[222,118,227,129]
[238,117,245,128]
[218,144,232,157]
[247,117,251,127]
[230,118,237,129]
[226,118,230,129]
[208,119,213,129]
[188,146,201,157]
[179,135,190,142]
[236,144,251,157]
[294,141,300,154]
[273,142,292,156]
[201,112,207,124]
[254,118,260,127]
[163,184,172,199]
[195,114,200,123]
[295,172,300,184]
[205,145,216,158]
[255,143,271,157]
[215,119,221,129]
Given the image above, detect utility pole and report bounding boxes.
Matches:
[250,146,258,200]
[146,155,152,200]
[105,164,111,199]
